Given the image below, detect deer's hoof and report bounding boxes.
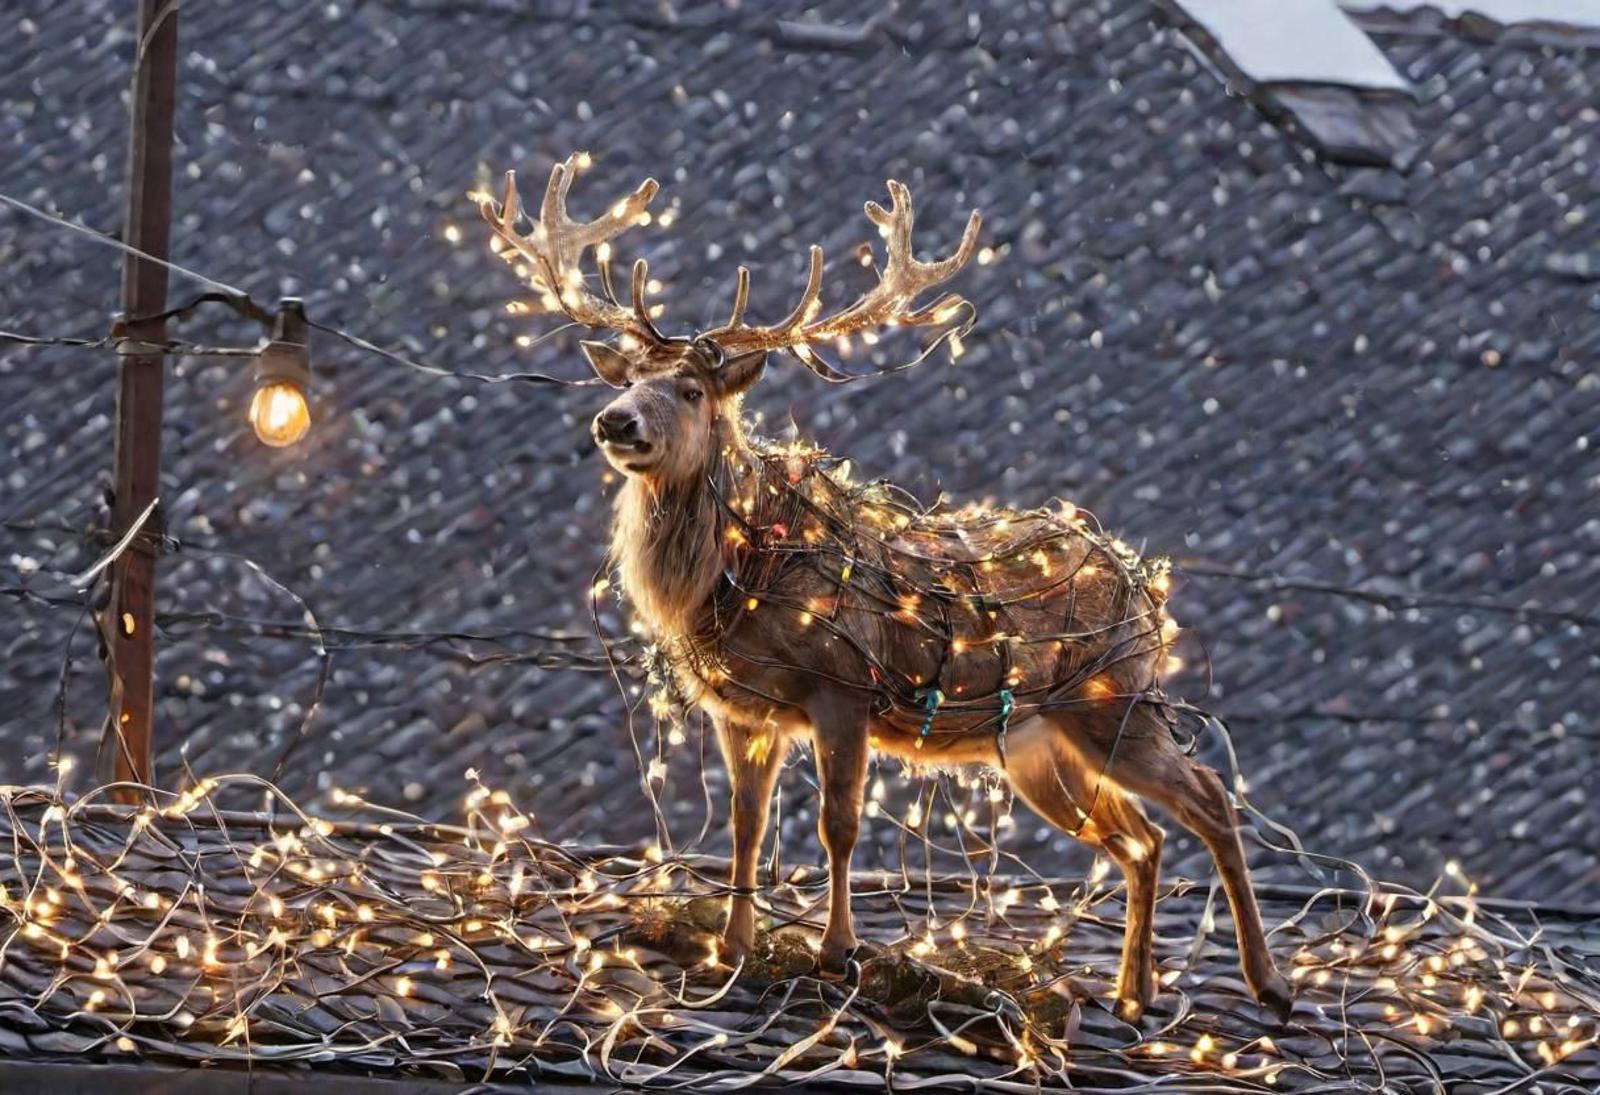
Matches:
[719,931,752,968]
[1254,971,1294,1024]
[817,939,859,979]
[1114,969,1155,1023]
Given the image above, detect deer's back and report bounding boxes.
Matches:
[697,450,1174,747]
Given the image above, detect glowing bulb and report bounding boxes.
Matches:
[1084,675,1114,701]
[250,380,310,447]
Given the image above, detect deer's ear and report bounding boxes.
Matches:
[713,349,767,398]
[581,340,632,387]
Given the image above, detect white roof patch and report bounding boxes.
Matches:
[1176,0,1413,92]
[1343,0,1600,30]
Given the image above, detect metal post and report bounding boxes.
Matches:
[100,0,179,801]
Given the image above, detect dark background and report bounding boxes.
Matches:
[2,1,1596,905]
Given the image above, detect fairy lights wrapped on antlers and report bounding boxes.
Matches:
[477,151,980,378]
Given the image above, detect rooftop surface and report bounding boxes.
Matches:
[1,0,1598,1087]
[0,779,1595,1093]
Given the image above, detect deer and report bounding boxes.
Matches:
[480,154,1293,1023]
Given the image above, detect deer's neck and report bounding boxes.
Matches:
[611,418,754,642]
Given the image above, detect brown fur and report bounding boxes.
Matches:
[591,344,1291,1022]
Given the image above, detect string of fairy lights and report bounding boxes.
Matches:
[3,175,1599,1090]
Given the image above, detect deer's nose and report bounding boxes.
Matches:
[594,408,641,445]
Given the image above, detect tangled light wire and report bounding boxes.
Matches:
[2,188,1599,1092]
[0,189,598,388]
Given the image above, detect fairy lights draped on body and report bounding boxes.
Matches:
[655,438,1180,761]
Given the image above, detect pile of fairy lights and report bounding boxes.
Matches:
[0,768,1595,1092]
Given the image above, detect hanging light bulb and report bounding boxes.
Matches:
[250,382,309,447]
[250,298,312,447]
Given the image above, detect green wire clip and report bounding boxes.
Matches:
[915,688,945,750]
[995,688,1015,767]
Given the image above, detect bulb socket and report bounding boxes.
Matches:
[253,298,312,389]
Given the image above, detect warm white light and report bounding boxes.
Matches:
[250,380,310,447]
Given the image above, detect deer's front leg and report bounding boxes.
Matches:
[808,691,871,974]
[713,715,785,965]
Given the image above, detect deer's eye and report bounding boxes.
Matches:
[682,387,703,403]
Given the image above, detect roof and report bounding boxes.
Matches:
[1,0,1596,943]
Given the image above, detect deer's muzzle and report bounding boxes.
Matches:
[594,407,646,448]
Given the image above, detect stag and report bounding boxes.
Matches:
[481,155,1292,1022]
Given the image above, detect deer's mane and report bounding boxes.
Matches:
[609,414,862,644]
[610,413,757,642]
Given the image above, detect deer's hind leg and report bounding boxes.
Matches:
[1005,717,1164,1020]
[1080,709,1294,1023]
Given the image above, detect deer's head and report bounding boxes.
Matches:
[480,154,981,486]
[581,338,766,483]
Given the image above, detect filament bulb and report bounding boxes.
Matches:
[250,381,310,447]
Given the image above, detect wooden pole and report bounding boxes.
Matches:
[101,0,180,801]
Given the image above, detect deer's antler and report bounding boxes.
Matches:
[480,154,665,343]
[704,180,981,357]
